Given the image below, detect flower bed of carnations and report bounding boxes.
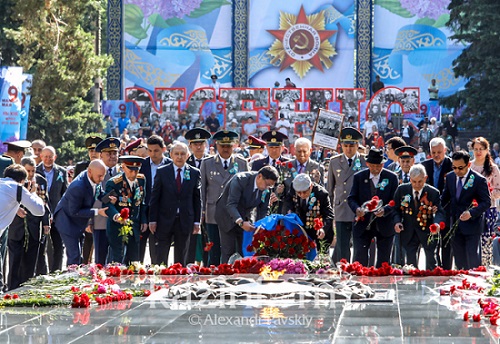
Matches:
[1,257,496,310]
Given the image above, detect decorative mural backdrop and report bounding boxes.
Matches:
[107,0,467,140]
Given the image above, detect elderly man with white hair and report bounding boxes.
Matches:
[392,164,445,269]
[287,137,324,186]
[420,137,453,269]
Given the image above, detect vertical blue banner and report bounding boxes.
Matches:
[0,67,23,153]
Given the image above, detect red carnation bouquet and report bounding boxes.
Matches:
[355,196,394,223]
[247,223,315,259]
[118,208,133,244]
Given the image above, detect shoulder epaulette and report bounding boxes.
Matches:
[137,173,145,179]
[113,175,123,184]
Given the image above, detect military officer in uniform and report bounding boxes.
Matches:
[327,128,366,263]
[74,136,103,178]
[104,156,147,264]
[392,145,418,265]
[251,131,290,171]
[200,130,248,265]
[247,135,266,159]
[185,128,211,264]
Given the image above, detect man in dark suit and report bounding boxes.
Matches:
[214,166,279,263]
[73,136,103,264]
[138,135,170,263]
[284,174,334,248]
[7,157,51,290]
[285,137,325,187]
[441,150,491,270]
[36,146,68,272]
[149,142,202,266]
[53,160,108,265]
[327,128,366,263]
[393,164,445,269]
[201,130,249,265]
[104,156,148,264]
[185,128,211,265]
[92,137,121,265]
[348,148,399,267]
[420,137,453,268]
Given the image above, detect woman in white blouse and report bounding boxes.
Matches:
[471,137,500,266]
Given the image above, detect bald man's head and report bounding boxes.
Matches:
[87,159,106,184]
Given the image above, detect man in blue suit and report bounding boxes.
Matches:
[441,150,491,270]
[53,160,108,265]
[149,141,202,266]
[348,148,399,267]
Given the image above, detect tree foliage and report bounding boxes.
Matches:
[442,0,500,135]
[2,0,112,163]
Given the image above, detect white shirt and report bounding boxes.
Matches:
[412,188,423,200]
[370,173,380,187]
[173,165,186,182]
[0,178,45,230]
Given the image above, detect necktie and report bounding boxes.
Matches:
[94,185,101,201]
[272,159,276,167]
[348,158,353,167]
[456,177,463,199]
[414,191,419,207]
[108,168,113,176]
[403,174,409,183]
[176,168,182,193]
[223,160,228,170]
[298,164,304,174]
[196,159,202,168]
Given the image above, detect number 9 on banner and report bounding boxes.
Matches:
[8,86,18,102]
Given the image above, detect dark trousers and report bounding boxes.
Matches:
[36,235,48,275]
[391,233,405,266]
[353,230,394,268]
[93,229,109,265]
[48,225,64,272]
[58,231,82,266]
[107,227,140,265]
[186,233,201,264]
[8,235,39,290]
[334,221,352,263]
[219,225,243,264]
[205,223,221,265]
[155,217,190,266]
[403,232,438,270]
[140,230,157,264]
[438,226,454,269]
[82,232,93,264]
[451,231,481,270]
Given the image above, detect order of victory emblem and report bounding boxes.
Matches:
[267,5,337,78]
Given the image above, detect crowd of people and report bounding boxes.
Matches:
[1,116,500,291]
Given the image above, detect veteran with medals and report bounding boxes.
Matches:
[393,164,444,269]
[284,174,334,249]
[104,156,147,264]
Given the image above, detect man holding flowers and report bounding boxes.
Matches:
[348,148,399,267]
[284,174,333,248]
[441,150,490,270]
[392,164,445,269]
[104,156,147,264]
